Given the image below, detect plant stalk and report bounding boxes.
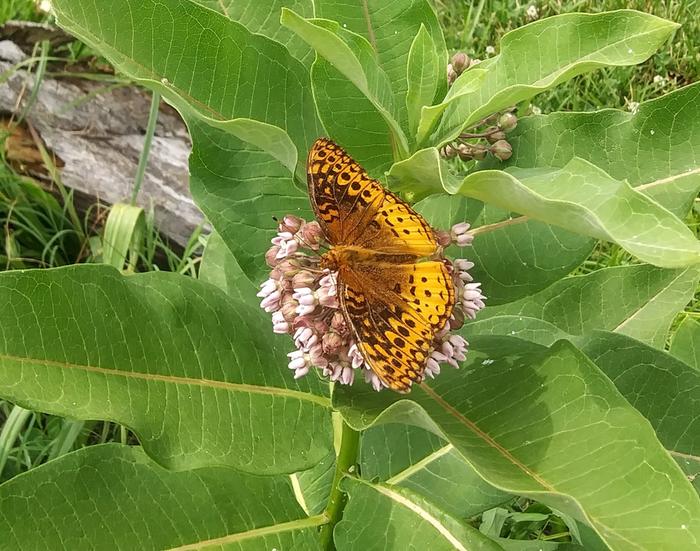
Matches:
[0,405,32,477]
[130,91,161,205]
[319,420,360,551]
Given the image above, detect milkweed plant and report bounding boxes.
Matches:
[0,1,698,550]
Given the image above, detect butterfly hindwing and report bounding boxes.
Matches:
[340,261,455,392]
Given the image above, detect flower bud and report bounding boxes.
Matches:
[265,246,281,267]
[457,143,473,161]
[497,112,518,132]
[279,215,304,234]
[490,140,512,161]
[447,64,457,85]
[450,52,470,73]
[292,270,317,289]
[309,344,328,368]
[280,298,298,323]
[472,146,487,161]
[435,230,452,247]
[485,126,506,143]
[300,221,323,250]
[275,258,299,278]
[331,311,347,333]
[322,331,344,355]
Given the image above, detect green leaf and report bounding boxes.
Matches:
[577,331,700,463]
[361,424,510,518]
[490,83,700,218]
[406,25,440,138]
[335,337,700,550]
[418,10,679,146]
[0,265,331,473]
[481,264,699,348]
[199,231,257,305]
[188,120,311,284]
[413,194,593,305]
[101,203,145,272]
[0,445,324,549]
[316,0,447,131]
[671,317,700,371]
[312,58,395,174]
[335,477,504,551]
[281,9,409,159]
[52,0,322,177]
[394,150,700,268]
[468,316,571,347]
[195,0,315,66]
[292,451,336,516]
[468,159,699,268]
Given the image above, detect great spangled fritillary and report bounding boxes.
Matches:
[307,138,456,392]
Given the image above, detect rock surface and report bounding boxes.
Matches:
[0,40,203,246]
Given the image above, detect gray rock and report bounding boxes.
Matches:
[0,51,203,246]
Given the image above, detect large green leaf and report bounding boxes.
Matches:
[195,0,315,66]
[335,477,503,551]
[199,231,257,305]
[480,264,699,348]
[0,445,324,549]
[334,337,700,550]
[311,59,395,174]
[491,83,700,219]
[281,9,409,159]
[189,120,311,284]
[0,265,331,473]
[52,0,323,178]
[468,316,572,347]
[671,317,700,371]
[418,10,679,146]
[361,424,510,518]
[315,0,447,134]
[577,332,699,464]
[392,152,700,268]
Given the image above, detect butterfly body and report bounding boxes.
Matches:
[308,138,456,392]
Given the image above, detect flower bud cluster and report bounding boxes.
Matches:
[259,216,486,391]
[440,107,518,162]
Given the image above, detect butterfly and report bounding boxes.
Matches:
[307,138,456,392]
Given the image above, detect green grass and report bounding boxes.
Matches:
[436,0,700,112]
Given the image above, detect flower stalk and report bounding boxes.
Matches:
[319,419,361,551]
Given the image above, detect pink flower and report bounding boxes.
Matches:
[260,213,486,391]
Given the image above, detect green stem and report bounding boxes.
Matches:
[319,420,360,551]
[0,405,32,477]
[130,91,161,205]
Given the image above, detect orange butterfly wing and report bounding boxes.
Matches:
[340,261,455,392]
[307,138,439,257]
[307,138,455,391]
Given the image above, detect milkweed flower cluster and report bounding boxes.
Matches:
[258,215,486,391]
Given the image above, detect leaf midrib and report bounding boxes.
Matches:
[166,514,328,550]
[367,482,469,551]
[0,353,330,407]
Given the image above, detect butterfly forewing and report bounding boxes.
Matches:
[308,139,439,257]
